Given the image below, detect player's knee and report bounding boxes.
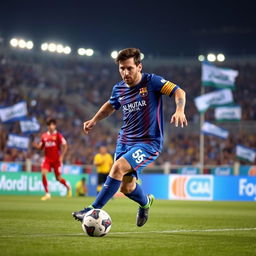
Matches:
[56,176,61,181]
[110,161,126,176]
[120,183,134,194]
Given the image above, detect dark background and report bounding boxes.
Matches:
[0,0,255,57]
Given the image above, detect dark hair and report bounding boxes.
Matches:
[115,48,141,65]
[46,118,57,126]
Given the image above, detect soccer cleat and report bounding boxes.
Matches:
[67,188,72,198]
[41,193,51,201]
[136,194,154,227]
[72,206,94,222]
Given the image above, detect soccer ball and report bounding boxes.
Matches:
[82,209,112,237]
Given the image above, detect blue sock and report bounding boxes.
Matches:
[125,183,148,207]
[92,176,121,208]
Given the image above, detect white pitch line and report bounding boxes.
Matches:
[1,227,256,238]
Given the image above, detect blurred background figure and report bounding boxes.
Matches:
[75,177,88,196]
[93,145,113,193]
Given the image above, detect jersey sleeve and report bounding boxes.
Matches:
[151,74,180,97]
[109,85,121,110]
[40,134,45,148]
[58,133,67,145]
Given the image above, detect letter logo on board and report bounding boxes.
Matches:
[169,175,213,201]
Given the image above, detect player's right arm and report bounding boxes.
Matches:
[32,135,44,150]
[83,101,115,134]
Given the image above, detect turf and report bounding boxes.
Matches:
[0,195,256,256]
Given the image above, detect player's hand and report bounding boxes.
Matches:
[83,119,96,134]
[32,141,41,149]
[170,111,188,128]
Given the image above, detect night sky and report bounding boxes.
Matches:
[0,0,255,57]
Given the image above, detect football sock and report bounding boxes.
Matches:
[58,177,69,189]
[42,174,49,193]
[92,176,121,208]
[125,183,148,207]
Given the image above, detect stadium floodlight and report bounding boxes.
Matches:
[56,44,64,53]
[26,41,34,50]
[198,55,205,62]
[48,43,57,52]
[41,43,48,51]
[141,53,145,60]
[217,53,225,62]
[85,48,94,56]
[111,50,118,59]
[63,46,71,54]
[78,48,86,56]
[207,53,216,62]
[10,38,18,47]
[18,39,26,49]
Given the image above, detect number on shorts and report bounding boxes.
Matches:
[132,149,146,164]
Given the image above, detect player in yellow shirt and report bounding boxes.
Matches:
[75,177,88,196]
[93,146,113,193]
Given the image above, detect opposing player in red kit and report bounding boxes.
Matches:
[33,118,72,200]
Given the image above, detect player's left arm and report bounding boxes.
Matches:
[60,136,68,163]
[170,88,188,128]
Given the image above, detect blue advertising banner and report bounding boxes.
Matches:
[168,175,213,201]
[213,176,256,201]
[140,174,169,200]
[239,166,256,176]
[211,166,233,175]
[0,162,22,172]
[62,165,83,175]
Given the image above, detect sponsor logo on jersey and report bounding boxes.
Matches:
[118,96,125,101]
[123,100,147,114]
[169,175,213,200]
[139,87,148,97]
[45,141,56,147]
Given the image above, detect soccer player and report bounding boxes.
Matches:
[33,118,71,200]
[72,48,187,226]
[93,145,113,193]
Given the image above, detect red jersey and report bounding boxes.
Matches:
[40,130,67,162]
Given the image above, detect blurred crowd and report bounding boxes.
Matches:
[0,49,256,168]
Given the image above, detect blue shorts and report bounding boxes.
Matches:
[114,143,160,179]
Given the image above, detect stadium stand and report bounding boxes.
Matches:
[0,47,256,169]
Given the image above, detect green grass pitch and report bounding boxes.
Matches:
[0,195,256,256]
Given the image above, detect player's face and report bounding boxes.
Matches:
[99,146,107,154]
[48,123,56,132]
[119,58,142,86]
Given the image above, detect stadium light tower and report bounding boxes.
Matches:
[41,43,48,51]
[198,55,205,62]
[78,48,86,56]
[10,38,18,47]
[85,48,94,56]
[63,46,71,54]
[207,53,216,62]
[140,53,145,60]
[217,53,225,62]
[111,50,118,59]
[10,38,34,50]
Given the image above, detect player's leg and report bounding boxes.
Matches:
[41,160,51,201]
[97,173,104,194]
[72,157,132,221]
[118,145,158,226]
[54,163,72,197]
[120,175,154,227]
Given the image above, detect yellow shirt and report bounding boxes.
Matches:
[75,180,87,196]
[93,153,113,174]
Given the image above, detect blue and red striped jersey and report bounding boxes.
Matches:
[109,73,180,151]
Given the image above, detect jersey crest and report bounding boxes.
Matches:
[139,87,148,97]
